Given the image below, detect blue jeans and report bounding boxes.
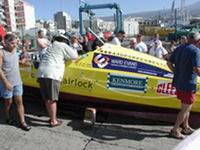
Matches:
[0,84,23,99]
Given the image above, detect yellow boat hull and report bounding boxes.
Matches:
[20,44,200,113]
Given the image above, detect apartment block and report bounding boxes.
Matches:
[4,0,16,31]
[15,0,35,30]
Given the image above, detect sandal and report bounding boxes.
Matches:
[19,122,32,131]
[50,120,63,127]
[169,130,186,139]
[182,127,195,135]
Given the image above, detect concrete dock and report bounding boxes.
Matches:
[0,97,183,150]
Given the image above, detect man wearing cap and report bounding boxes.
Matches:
[38,35,78,127]
[167,32,200,139]
[149,40,168,59]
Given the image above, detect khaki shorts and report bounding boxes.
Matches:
[38,78,60,101]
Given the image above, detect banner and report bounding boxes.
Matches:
[107,73,148,93]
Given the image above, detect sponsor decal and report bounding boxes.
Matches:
[93,54,110,68]
[107,73,148,93]
[62,78,93,89]
[157,81,176,95]
[92,53,173,79]
[163,73,174,78]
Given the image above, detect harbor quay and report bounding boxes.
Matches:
[0,97,182,150]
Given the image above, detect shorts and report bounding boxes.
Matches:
[0,84,23,99]
[176,89,196,105]
[38,78,60,101]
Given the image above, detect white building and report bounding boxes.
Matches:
[4,0,17,31]
[15,0,36,30]
[35,19,44,30]
[124,17,139,36]
[83,18,105,32]
[44,20,56,31]
[102,21,115,32]
[54,11,71,31]
[0,0,6,26]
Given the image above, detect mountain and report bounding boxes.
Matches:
[101,1,200,20]
[187,1,200,17]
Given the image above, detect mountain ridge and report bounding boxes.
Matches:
[101,1,200,20]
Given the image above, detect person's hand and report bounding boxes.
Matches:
[5,81,13,91]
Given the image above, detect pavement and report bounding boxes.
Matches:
[0,97,182,150]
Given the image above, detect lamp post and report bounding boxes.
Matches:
[128,23,130,36]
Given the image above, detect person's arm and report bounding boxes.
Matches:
[0,51,12,90]
[65,44,79,60]
[167,61,175,72]
[37,39,48,49]
[167,48,176,72]
[144,43,148,53]
[192,49,200,76]
[193,67,200,76]
[162,47,168,60]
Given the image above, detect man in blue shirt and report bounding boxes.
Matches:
[167,32,200,139]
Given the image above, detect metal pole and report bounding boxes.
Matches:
[175,8,177,40]
[88,27,105,45]
[89,14,92,30]
[79,8,84,35]
[116,9,119,33]
[119,11,123,31]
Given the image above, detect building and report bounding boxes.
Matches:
[0,0,6,27]
[54,11,71,31]
[3,0,36,32]
[4,0,16,31]
[15,0,36,30]
[124,17,139,36]
[102,21,115,32]
[44,20,56,31]
[35,19,45,29]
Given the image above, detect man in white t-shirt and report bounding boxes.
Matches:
[38,35,78,127]
[111,30,125,46]
[135,34,148,53]
[149,40,168,59]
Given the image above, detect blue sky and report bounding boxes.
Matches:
[26,0,200,20]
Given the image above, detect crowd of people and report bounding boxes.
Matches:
[0,29,200,142]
